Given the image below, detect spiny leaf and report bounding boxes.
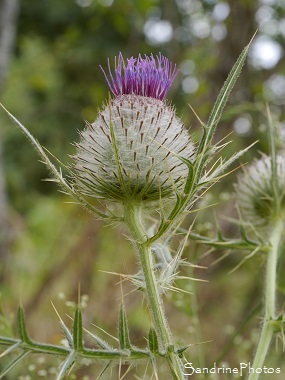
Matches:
[23,341,69,356]
[200,141,258,184]
[60,319,73,349]
[51,301,73,348]
[266,104,279,208]
[204,36,254,149]
[17,305,32,344]
[0,336,19,346]
[0,351,29,379]
[0,341,21,359]
[148,327,159,354]
[96,361,112,379]
[79,347,126,359]
[178,156,194,196]
[188,230,260,250]
[0,336,70,356]
[73,306,83,351]
[56,351,76,380]
[84,330,113,350]
[108,116,127,194]
[118,304,131,350]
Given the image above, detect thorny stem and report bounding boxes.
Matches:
[248,217,284,380]
[124,201,186,380]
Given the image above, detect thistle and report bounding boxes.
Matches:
[0,43,253,380]
[236,154,285,226]
[235,148,285,380]
[74,53,195,203]
[100,52,178,100]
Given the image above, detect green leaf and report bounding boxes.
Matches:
[84,330,113,350]
[178,156,194,196]
[176,344,192,357]
[0,341,21,359]
[118,304,131,350]
[24,341,69,356]
[266,105,280,210]
[80,347,124,359]
[73,306,83,351]
[0,351,29,379]
[95,362,112,379]
[59,319,73,349]
[205,39,252,147]
[148,327,159,354]
[56,351,76,380]
[0,336,19,348]
[17,305,32,344]
[0,335,70,357]
[201,141,257,185]
[108,116,126,194]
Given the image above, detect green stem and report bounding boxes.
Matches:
[124,201,186,380]
[248,218,284,380]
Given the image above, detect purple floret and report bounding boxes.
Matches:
[100,53,179,100]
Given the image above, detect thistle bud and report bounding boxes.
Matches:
[74,53,195,203]
[236,154,285,225]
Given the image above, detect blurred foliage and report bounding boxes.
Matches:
[1,0,285,378]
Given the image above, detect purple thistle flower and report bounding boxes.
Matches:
[100,52,179,100]
[73,53,194,203]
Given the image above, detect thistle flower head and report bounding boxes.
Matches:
[73,54,194,203]
[236,154,285,225]
[100,52,179,100]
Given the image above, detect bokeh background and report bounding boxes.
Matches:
[0,0,285,379]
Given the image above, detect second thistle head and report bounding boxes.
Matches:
[74,53,195,203]
[236,154,285,226]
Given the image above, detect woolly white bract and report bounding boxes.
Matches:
[236,154,285,225]
[74,94,194,202]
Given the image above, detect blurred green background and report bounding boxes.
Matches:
[0,0,285,378]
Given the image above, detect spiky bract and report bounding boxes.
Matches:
[74,94,194,202]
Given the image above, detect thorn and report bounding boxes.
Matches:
[188,103,205,127]
[78,282,81,307]
[51,301,64,323]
